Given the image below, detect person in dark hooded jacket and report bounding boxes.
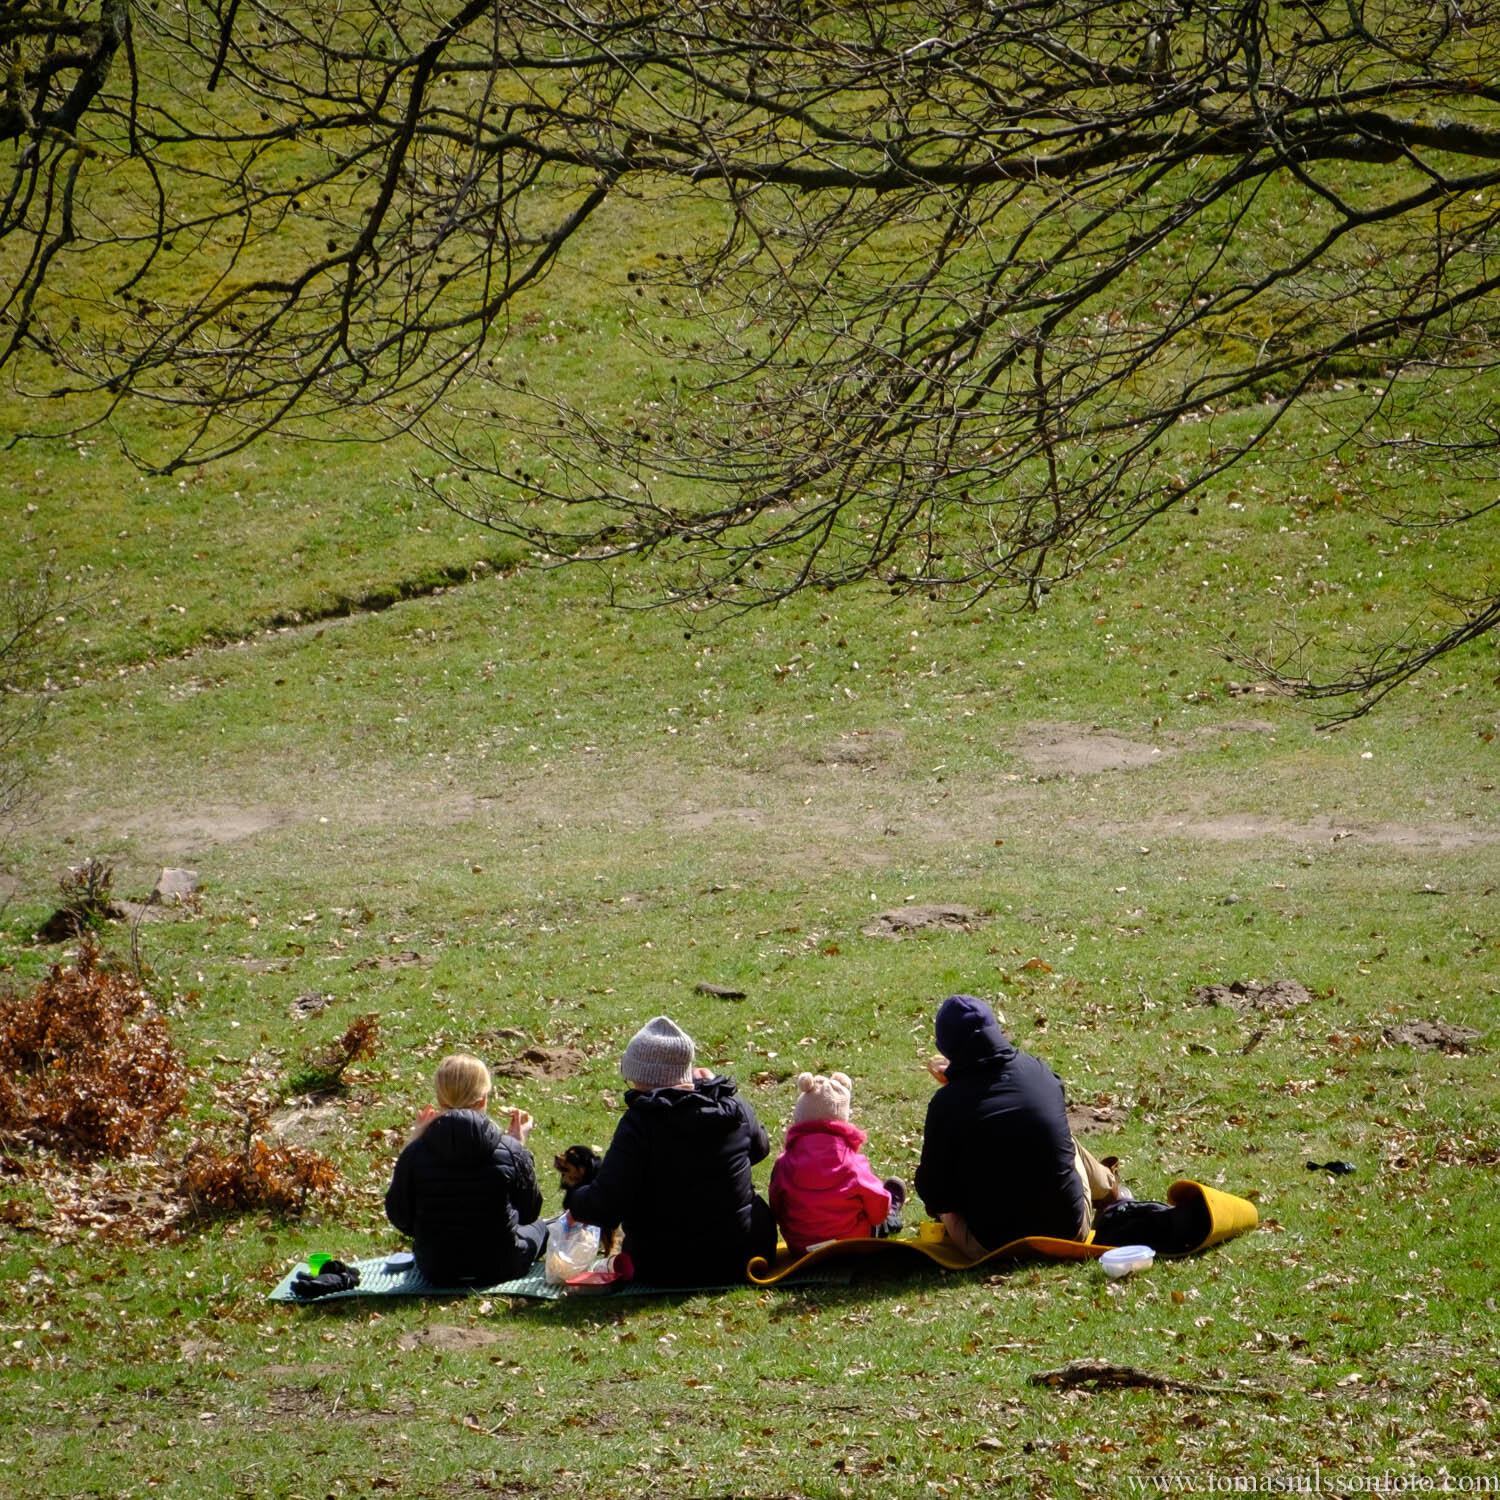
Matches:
[385,1054,545,1286]
[915,995,1120,1256]
[565,1016,776,1286]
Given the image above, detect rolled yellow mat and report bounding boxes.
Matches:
[1165,1178,1259,1251]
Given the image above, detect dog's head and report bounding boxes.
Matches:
[554,1144,603,1189]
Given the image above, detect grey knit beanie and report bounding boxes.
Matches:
[620,1015,695,1088]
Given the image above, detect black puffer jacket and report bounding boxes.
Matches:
[915,999,1087,1249]
[385,1109,543,1285]
[566,1076,775,1286]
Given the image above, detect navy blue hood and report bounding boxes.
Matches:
[935,995,1016,1069]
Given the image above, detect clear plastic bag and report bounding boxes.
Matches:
[543,1214,601,1284]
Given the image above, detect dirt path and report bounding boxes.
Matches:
[44,718,1497,874]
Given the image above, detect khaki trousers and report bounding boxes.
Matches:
[1071,1138,1120,1236]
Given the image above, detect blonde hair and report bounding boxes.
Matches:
[434,1054,491,1112]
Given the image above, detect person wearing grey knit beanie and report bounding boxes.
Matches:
[566,1014,777,1286]
[620,1015,697,1090]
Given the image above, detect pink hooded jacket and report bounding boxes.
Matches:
[768,1118,893,1253]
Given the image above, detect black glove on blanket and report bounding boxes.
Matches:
[290,1260,361,1299]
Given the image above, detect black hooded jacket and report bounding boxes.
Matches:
[566,1076,774,1286]
[385,1109,543,1285]
[914,997,1087,1249]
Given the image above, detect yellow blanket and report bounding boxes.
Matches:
[747,1178,1257,1286]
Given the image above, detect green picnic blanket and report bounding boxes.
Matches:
[268,1252,849,1302]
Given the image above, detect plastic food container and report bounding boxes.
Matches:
[1099,1244,1156,1278]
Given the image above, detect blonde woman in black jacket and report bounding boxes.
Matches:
[385,1054,545,1285]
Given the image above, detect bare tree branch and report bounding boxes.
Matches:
[3,0,1499,709]
[1245,588,1500,727]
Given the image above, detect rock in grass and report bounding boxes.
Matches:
[1193,978,1311,1014]
[151,867,200,904]
[862,904,978,939]
[1382,1019,1481,1054]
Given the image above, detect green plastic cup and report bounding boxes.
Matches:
[307,1253,332,1274]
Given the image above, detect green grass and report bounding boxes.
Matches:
[3,60,1500,1499]
[2,456,1497,1494]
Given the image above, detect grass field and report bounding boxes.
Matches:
[3,380,1497,1496]
[3,70,1500,1497]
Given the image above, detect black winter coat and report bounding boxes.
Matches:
[914,1028,1087,1250]
[566,1076,775,1286]
[385,1109,543,1285]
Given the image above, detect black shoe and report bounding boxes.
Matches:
[877,1177,907,1238]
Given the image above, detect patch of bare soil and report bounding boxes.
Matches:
[811,728,905,767]
[350,950,425,971]
[491,1045,589,1081]
[450,1475,543,1497]
[1123,813,1497,850]
[1382,1020,1482,1054]
[396,1324,504,1353]
[1015,719,1280,778]
[862,904,979,938]
[264,1362,342,1381]
[1190,718,1278,738]
[672,806,766,831]
[269,1099,344,1144]
[1016,725,1170,776]
[1194,979,1312,1014]
[74,803,289,856]
[266,1382,412,1421]
[112,899,177,926]
[1067,1104,1127,1134]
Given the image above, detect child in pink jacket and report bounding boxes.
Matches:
[769,1072,905,1254]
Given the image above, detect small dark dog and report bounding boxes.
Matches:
[555,1145,619,1256]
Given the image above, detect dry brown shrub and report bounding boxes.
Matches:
[0,948,345,1235]
[287,1012,380,1095]
[0,942,186,1161]
[179,1134,340,1219]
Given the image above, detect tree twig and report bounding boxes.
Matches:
[1030,1359,1279,1401]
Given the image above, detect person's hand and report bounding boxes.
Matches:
[926,1055,949,1085]
[505,1107,534,1144]
[692,1066,713,1081]
[410,1104,440,1137]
